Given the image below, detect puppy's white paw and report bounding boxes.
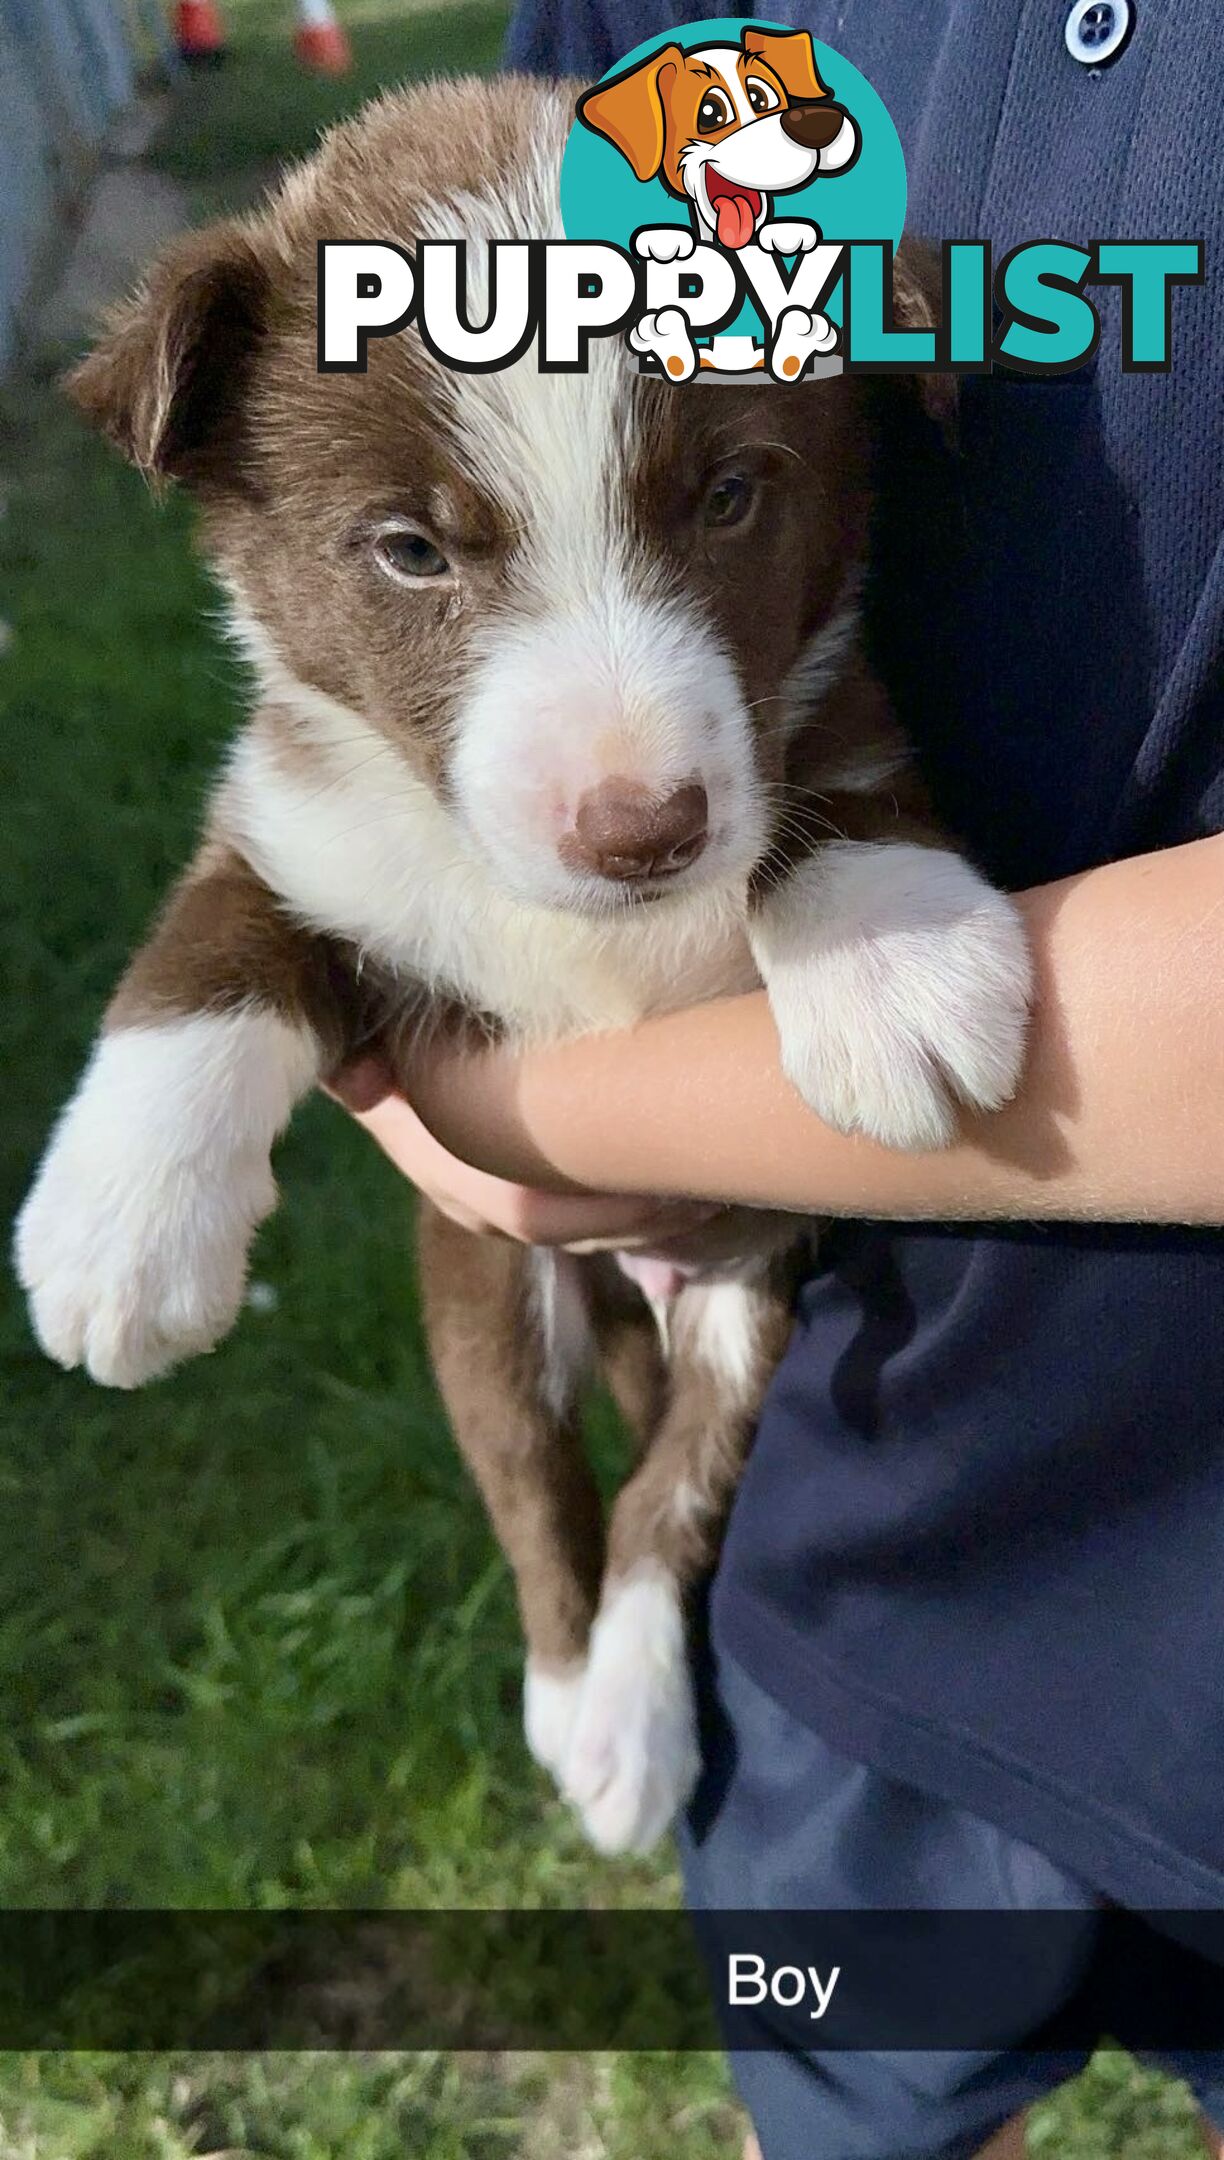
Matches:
[17,1122,272,1389]
[633,225,696,264]
[523,1657,587,1784]
[563,1569,699,1856]
[752,843,1032,1153]
[757,219,820,256]
[627,306,698,382]
[15,1012,315,1387]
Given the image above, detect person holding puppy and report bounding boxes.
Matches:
[335,3,1224,2154]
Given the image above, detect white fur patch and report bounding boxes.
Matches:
[750,841,1032,1151]
[406,149,769,912]
[687,1279,762,1398]
[668,1476,709,1536]
[15,1010,317,1387]
[449,579,764,917]
[778,587,862,739]
[563,1566,699,1855]
[523,1657,588,1783]
[818,748,908,794]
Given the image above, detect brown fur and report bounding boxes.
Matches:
[419,1206,607,1667]
[105,839,360,1059]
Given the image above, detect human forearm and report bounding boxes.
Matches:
[404,837,1224,1226]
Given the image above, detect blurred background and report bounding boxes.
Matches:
[0,3,1207,2152]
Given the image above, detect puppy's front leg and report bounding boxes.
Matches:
[16,840,347,1386]
[750,830,1031,1152]
[749,821,1032,1153]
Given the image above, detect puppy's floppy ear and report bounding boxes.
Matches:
[576,45,684,184]
[66,217,270,492]
[741,27,833,104]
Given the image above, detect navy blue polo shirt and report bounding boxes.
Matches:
[507,0,1224,1907]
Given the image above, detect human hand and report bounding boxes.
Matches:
[326,1053,721,1251]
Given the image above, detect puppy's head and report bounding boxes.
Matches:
[578,29,859,248]
[69,77,899,922]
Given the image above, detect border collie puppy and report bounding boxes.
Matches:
[16,79,1030,1854]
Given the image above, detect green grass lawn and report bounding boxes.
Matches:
[152,0,512,184]
[0,2,1212,2152]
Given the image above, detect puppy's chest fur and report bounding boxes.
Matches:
[222,708,762,1047]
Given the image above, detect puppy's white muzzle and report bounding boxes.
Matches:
[449,589,764,914]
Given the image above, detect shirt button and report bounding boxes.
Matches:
[1064,0,1132,65]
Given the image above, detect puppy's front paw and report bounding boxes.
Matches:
[14,1018,300,1387]
[562,1569,699,1855]
[754,843,1032,1153]
[523,1656,587,1785]
[17,1135,271,1390]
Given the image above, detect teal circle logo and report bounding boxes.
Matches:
[561,16,907,374]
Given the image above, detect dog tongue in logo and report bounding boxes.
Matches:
[707,170,762,250]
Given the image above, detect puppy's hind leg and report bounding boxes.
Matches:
[586,1255,669,1457]
[564,1270,794,1856]
[417,1203,605,1788]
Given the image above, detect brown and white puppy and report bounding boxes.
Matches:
[15,78,1030,1855]
[578,26,859,253]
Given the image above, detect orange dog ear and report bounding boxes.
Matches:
[576,45,683,183]
[741,27,832,103]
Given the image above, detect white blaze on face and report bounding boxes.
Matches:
[422,152,765,914]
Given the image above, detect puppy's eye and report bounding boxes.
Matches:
[374,525,450,583]
[696,89,733,132]
[744,76,781,116]
[703,473,757,529]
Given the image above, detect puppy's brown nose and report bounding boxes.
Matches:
[780,99,849,151]
[562,779,709,884]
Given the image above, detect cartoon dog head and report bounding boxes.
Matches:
[577,27,860,250]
